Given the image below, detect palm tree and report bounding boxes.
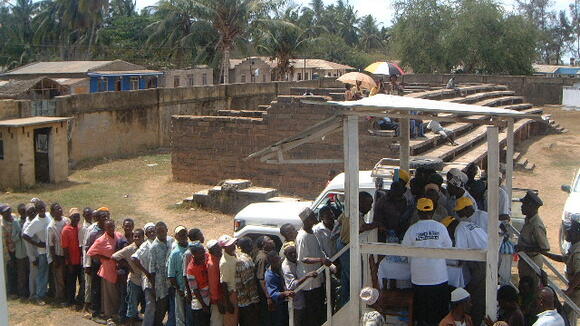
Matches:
[358,15,384,51]
[257,19,311,81]
[1,0,39,67]
[189,0,271,84]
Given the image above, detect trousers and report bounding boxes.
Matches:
[143,288,157,326]
[28,258,38,298]
[65,264,83,304]
[36,254,49,299]
[303,287,326,326]
[101,278,120,318]
[16,257,29,298]
[126,281,144,319]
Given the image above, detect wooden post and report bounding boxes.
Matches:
[0,223,9,326]
[344,115,360,325]
[506,119,515,201]
[486,126,500,319]
[400,118,410,171]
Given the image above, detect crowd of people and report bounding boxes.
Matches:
[1,161,579,326]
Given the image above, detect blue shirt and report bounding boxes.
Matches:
[167,244,188,291]
[265,267,287,305]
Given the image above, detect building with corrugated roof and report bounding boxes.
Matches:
[1,60,163,93]
[533,64,580,77]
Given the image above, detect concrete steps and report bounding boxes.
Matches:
[422,125,489,161]
[217,109,266,118]
[475,95,524,107]
[444,90,515,104]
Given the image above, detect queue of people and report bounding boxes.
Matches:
[2,161,579,326]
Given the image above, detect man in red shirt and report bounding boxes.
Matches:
[62,208,82,306]
[206,239,224,326]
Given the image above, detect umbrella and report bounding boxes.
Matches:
[364,62,405,76]
[337,72,376,90]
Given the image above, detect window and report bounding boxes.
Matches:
[98,78,108,92]
[241,74,246,83]
[174,76,180,87]
[131,77,139,90]
[297,73,302,81]
[187,74,194,86]
[202,73,208,85]
[0,139,3,160]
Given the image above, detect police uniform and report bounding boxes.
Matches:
[517,191,550,286]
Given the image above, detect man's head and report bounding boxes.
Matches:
[175,226,188,247]
[389,181,407,199]
[155,221,168,241]
[187,228,205,243]
[416,197,435,220]
[218,234,238,256]
[144,223,156,240]
[497,285,519,311]
[94,208,109,227]
[283,241,297,263]
[389,74,398,83]
[299,207,317,231]
[536,287,556,312]
[450,287,472,314]
[82,207,93,223]
[441,216,459,242]
[319,206,335,230]
[359,192,373,215]
[237,236,253,255]
[520,191,543,218]
[280,223,298,242]
[0,204,12,220]
[345,84,352,90]
[123,218,135,235]
[68,208,81,227]
[454,197,475,219]
[34,200,46,217]
[447,176,466,197]
[25,203,36,219]
[96,207,111,220]
[133,228,145,247]
[566,220,580,244]
[104,219,116,237]
[256,235,275,253]
[424,187,440,207]
[207,240,222,258]
[465,163,478,181]
[189,241,206,265]
[17,203,26,217]
[50,202,63,219]
[267,251,282,271]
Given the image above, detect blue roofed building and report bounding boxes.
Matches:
[533,64,580,77]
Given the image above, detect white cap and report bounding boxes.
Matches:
[359,287,379,306]
[451,287,470,303]
[144,222,155,231]
[206,239,219,249]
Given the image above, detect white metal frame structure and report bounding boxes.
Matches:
[248,94,543,325]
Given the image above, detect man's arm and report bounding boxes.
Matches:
[541,251,565,263]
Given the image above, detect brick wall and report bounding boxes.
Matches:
[171,96,394,198]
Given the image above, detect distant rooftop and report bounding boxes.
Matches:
[2,59,144,76]
[0,116,72,127]
[533,63,580,75]
[229,57,354,71]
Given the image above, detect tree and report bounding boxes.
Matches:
[358,15,383,51]
[257,19,311,80]
[391,0,452,73]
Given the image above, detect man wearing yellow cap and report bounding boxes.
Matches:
[454,197,488,233]
[402,198,453,325]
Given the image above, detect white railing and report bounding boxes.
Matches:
[507,224,580,314]
[288,243,350,326]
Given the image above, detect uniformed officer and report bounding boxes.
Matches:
[542,220,580,326]
[516,190,550,287]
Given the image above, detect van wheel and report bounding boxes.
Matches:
[409,157,444,171]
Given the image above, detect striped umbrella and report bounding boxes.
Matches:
[364,62,405,76]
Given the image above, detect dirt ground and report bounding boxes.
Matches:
[4,107,580,325]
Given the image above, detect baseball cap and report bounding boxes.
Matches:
[218,234,237,247]
[441,216,456,228]
[174,225,187,234]
[454,197,474,211]
[417,198,434,212]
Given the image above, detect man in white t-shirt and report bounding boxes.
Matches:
[22,200,52,302]
[296,207,331,326]
[442,216,487,326]
[402,198,452,326]
[533,287,566,326]
[454,197,488,233]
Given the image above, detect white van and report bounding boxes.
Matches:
[233,171,383,247]
[560,169,580,253]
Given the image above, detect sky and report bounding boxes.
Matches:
[135,0,573,27]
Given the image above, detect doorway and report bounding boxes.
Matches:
[34,127,51,183]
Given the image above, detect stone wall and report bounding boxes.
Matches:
[171,97,392,198]
[402,74,579,105]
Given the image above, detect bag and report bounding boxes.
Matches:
[499,236,516,255]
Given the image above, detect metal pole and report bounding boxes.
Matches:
[325,267,332,325]
[486,126,500,319]
[0,222,9,326]
[288,297,294,326]
[344,115,360,325]
[400,118,410,171]
[506,119,515,200]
